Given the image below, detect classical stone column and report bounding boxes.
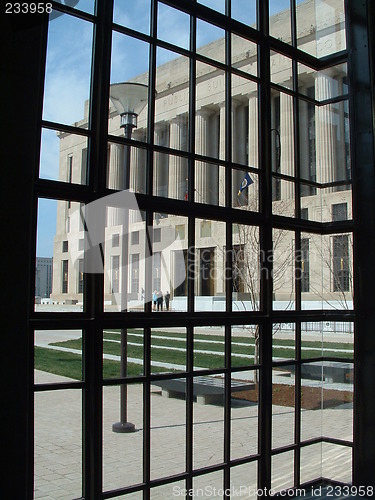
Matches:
[218,103,226,206]
[107,143,124,226]
[153,122,169,197]
[248,93,258,169]
[315,72,336,188]
[232,103,247,205]
[195,109,210,204]
[247,93,259,209]
[280,90,294,200]
[169,116,187,200]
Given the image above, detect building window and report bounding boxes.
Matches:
[81,148,88,184]
[332,202,347,221]
[153,228,161,243]
[131,231,139,245]
[301,208,308,220]
[78,258,84,293]
[62,240,68,252]
[111,255,120,294]
[130,254,139,294]
[62,260,68,293]
[112,233,119,247]
[175,224,185,240]
[67,154,73,183]
[333,234,350,292]
[199,248,215,296]
[200,220,211,238]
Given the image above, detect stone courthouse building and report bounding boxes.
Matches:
[51,0,352,310]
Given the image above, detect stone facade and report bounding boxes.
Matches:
[51,0,352,309]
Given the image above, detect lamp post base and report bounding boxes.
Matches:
[112,421,136,433]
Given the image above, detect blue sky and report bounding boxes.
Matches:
[37,0,300,257]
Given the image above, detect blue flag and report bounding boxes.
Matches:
[238,172,254,196]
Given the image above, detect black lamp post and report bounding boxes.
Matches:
[110,82,148,433]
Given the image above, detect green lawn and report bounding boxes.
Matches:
[35,328,353,380]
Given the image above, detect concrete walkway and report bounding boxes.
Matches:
[34,366,353,499]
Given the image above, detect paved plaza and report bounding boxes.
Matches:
[34,366,352,499]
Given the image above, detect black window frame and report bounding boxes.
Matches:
[3,1,375,498]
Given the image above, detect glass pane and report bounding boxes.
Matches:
[324,321,354,358]
[107,142,147,193]
[273,179,295,215]
[193,393,224,466]
[151,328,187,374]
[103,204,147,313]
[269,0,292,44]
[37,198,85,312]
[102,328,144,379]
[232,76,257,170]
[273,323,295,361]
[301,362,323,441]
[195,161,225,206]
[299,98,351,186]
[153,152,188,200]
[197,20,225,64]
[113,0,151,34]
[300,443,322,484]
[232,0,257,27]
[301,322,322,360]
[110,34,149,142]
[196,62,225,159]
[271,451,294,492]
[232,224,260,309]
[321,233,353,309]
[272,364,295,449]
[296,0,346,57]
[270,52,293,88]
[273,229,295,311]
[35,330,83,383]
[322,443,352,483]
[157,3,190,50]
[233,170,259,211]
[298,63,348,99]
[39,128,89,184]
[194,326,225,371]
[51,0,94,15]
[149,214,188,312]
[103,383,143,491]
[230,462,258,495]
[300,186,352,223]
[43,13,93,126]
[150,378,186,479]
[194,471,223,497]
[34,390,82,498]
[156,48,189,153]
[322,361,353,442]
[271,90,295,182]
[195,220,224,311]
[231,370,258,460]
[231,326,258,368]
[232,35,257,76]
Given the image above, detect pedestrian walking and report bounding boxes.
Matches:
[164,291,170,311]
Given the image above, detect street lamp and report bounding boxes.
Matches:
[110,82,148,433]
